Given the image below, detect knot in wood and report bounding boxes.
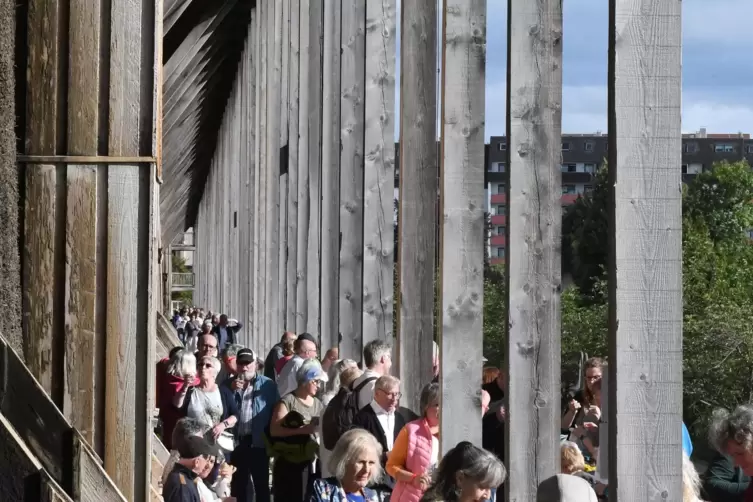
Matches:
[455,359,468,370]
[343,201,357,213]
[516,340,535,355]
[380,297,391,308]
[534,392,547,408]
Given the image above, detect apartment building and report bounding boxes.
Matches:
[486,129,753,264]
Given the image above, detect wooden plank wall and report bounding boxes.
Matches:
[397,0,438,411]
[438,0,486,453]
[22,0,158,498]
[607,0,683,499]
[505,0,563,497]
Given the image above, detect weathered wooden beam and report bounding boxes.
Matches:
[339,0,366,359]
[70,430,128,502]
[306,0,324,337]
[439,0,486,453]
[398,0,438,412]
[246,9,258,342]
[24,0,63,401]
[295,0,311,333]
[319,0,341,351]
[286,0,301,330]
[266,0,282,348]
[278,0,291,332]
[256,0,268,347]
[362,0,396,350]
[0,412,57,501]
[505,0,563,497]
[607,0,683,499]
[65,0,103,452]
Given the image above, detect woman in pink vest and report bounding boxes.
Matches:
[387,383,440,502]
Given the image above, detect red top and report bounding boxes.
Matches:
[156,359,199,450]
[275,355,293,376]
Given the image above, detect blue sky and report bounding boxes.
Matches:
[395,0,752,139]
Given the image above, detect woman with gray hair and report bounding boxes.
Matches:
[709,404,753,500]
[421,441,506,502]
[387,382,441,502]
[270,358,328,502]
[173,355,239,442]
[321,358,359,405]
[308,428,387,501]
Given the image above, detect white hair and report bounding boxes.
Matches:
[198,355,221,375]
[375,375,400,391]
[167,349,196,378]
[328,429,384,483]
[363,340,391,368]
[682,453,702,502]
[325,359,358,394]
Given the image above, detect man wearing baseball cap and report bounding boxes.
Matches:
[162,435,220,502]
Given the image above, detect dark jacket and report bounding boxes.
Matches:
[211,323,243,349]
[178,385,240,423]
[352,404,407,462]
[703,453,750,502]
[162,464,201,502]
[263,344,284,380]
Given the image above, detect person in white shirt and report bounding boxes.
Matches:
[276,333,319,397]
[351,339,393,410]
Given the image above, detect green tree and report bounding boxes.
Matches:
[171,255,193,305]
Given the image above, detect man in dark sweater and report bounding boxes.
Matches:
[162,435,220,502]
[703,453,751,502]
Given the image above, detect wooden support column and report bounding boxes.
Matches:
[607,0,683,499]
[244,13,257,343]
[287,0,301,331]
[362,0,396,350]
[438,0,486,452]
[398,0,438,412]
[278,0,290,333]
[505,0,562,498]
[320,0,341,351]
[255,0,268,347]
[295,0,312,333]
[266,0,282,348]
[339,0,366,359]
[306,0,324,337]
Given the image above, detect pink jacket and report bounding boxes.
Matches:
[390,419,435,502]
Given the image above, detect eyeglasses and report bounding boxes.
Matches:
[379,389,402,400]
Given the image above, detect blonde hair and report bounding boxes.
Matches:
[682,453,703,502]
[483,366,500,385]
[167,349,196,378]
[329,429,384,483]
[340,367,363,388]
[560,441,586,474]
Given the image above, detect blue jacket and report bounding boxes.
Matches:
[682,422,693,457]
[226,374,279,448]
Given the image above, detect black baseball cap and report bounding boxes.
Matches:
[177,435,220,459]
[236,348,256,364]
[297,332,318,346]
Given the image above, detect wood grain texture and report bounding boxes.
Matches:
[278,0,290,333]
[71,431,128,502]
[23,165,58,396]
[505,0,563,497]
[295,0,311,332]
[398,0,438,412]
[338,0,366,360]
[266,0,282,349]
[0,412,44,501]
[438,0,486,453]
[0,332,69,485]
[306,0,324,338]
[64,167,99,447]
[252,5,263,344]
[362,0,396,350]
[319,0,342,351]
[607,0,683,499]
[40,470,74,502]
[257,0,268,346]
[286,0,301,330]
[246,11,257,343]
[104,167,141,499]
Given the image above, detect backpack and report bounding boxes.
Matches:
[321,377,377,450]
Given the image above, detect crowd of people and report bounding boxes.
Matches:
[155,307,753,502]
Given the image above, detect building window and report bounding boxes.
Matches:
[561,164,577,172]
[715,144,735,153]
[683,142,698,154]
[496,183,505,194]
[496,226,504,235]
[681,164,688,174]
[562,142,571,151]
[495,205,505,215]
[498,142,507,151]
[490,162,506,173]
[584,163,596,173]
[496,247,505,258]
[562,185,576,194]
[584,185,593,193]
[747,145,753,154]
[584,142,594,152]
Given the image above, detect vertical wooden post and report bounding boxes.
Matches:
[278,0,290,333]
[320,0,342,351]
[306,0,324,338]
[266,0,283,348]
[255,0,268,347]
[339,0,367,359]
[607,0,683,499]
[398,0,438,412]
[362,0,396,351]
[65,0,102,450]
[296,0,311,333]
[438,0,486,453]
[505,0,563,498]
[245,12,257,341]
[286,0,300,331]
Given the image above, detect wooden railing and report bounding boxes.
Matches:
[171,272,195,288]
[0,334,126,501]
